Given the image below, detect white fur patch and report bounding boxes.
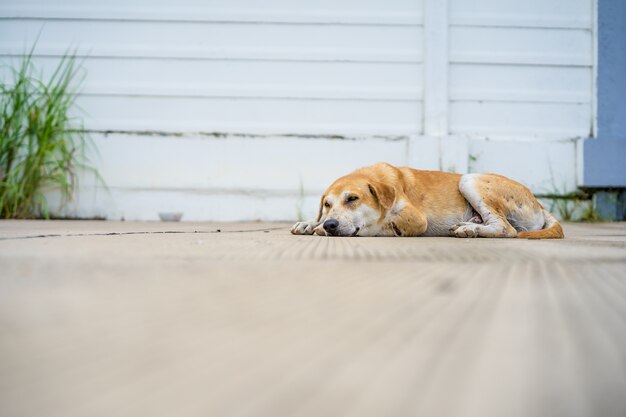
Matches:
[352,204,384,236]
[459,174,492,223]
[506,207,545,232]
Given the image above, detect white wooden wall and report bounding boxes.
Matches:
[0,0,594,221]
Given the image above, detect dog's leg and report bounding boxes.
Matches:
[450,174,517,238]
[291,220,322,235]
[388,200,428,237]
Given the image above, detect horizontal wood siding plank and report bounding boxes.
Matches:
[450,102,591,138]
[450,0,592,29]
[86,133,410,191]
[450,27,592,66]
[0,57,422,100]
[450,64,592,104]
[72,96,423,135]
[0,0,424,25]
[468,139,578,192]
[0,20,423,63]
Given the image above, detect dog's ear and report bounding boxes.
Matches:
[368,182,395,210]
[316,194,326,222]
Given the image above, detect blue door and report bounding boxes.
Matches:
[584,0,626,187]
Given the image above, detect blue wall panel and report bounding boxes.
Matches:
[584,0,626,187]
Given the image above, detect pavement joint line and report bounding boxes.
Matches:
[0,226,287,241]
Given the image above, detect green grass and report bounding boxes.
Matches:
[0,46,95,218]
[542,190,601,223]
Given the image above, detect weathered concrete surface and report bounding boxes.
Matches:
[1,220,625,417]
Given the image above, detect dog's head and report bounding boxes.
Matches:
[313,174,396,237]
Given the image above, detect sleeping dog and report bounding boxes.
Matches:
[291,162,563,239]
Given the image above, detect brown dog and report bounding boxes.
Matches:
[291,162,563,238]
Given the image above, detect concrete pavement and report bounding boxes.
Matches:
[1,220,626,417]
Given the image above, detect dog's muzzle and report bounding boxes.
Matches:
[323,219,359,237]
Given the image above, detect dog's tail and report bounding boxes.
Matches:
[517,210,564,239]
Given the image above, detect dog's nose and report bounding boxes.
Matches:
[323,219,339,233]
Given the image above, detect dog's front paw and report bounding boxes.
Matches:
[449,222,479,238]
[291,220,320,235]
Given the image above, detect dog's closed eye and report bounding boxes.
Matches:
[346,195,359,203]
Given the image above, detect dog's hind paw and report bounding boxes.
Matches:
[449,222,480,238]
[291,220,320,235]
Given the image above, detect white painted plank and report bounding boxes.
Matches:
[0,8,422,26]
[468,139,578,193]
[450,27,593,66]
[70,133,410,220]
[75,85,419,101]
[450,64,592,104]
[440,136,469,174]
[72,96,422,134]
[87,134,409,191]
[0,20,423,63]
[407,136,440,170]
[0,0,424,25]
[59,187,315,221]
[450,0,592,29]
[450,102,591,138]
[0,57,423,100]
[11,0,421,11]
[423,0,448,136]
